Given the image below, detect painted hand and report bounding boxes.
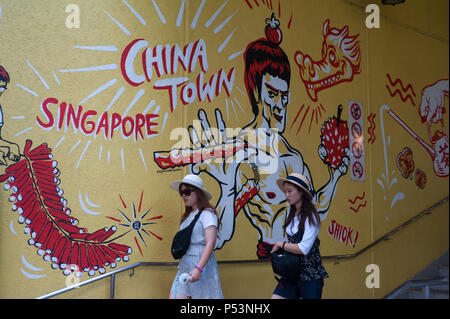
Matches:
[419,80,449,124]
[319,144,350,176]
[0,147,7,166]
[8,142,21,162]
[0,142,21,164]
[189,108,251,188]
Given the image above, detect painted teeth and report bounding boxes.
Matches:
[308,73,342,90]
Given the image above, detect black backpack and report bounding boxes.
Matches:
[171,211,202,259]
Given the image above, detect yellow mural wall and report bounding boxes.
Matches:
[0,0,448,299]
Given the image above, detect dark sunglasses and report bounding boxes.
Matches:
[179,188,194,197]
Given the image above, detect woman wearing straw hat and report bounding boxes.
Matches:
[168,174,223,299]
[270,173,328,299]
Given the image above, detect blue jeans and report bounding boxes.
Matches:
[273,277,324,299]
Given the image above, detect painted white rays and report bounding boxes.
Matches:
[171,0,245,123]
[175,0,241,58]
[67,0,245,167]
[13,0,246,172]
[54,1,172,172]
[14,60,62,137]
[79,190,103,215]
[20,254,46,279]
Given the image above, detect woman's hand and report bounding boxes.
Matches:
[189,267,202,283]
[270,241,284,253]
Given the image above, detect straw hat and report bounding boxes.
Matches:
[169,174,212,201]
[276,173,314,200]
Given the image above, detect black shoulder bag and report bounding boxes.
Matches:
[271,216,306,280]
[271,248,302,280]
[171,211,202,260]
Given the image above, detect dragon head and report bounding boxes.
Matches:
[294,20,360,101]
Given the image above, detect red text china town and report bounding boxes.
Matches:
[35,38,236,142]
[120,38,236,112]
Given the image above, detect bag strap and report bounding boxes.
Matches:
[288,213,306,243]
[187,210,202,228]
[297,214,306,242]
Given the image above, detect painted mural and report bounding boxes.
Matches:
[154,12,351,258]
[294,19,361,102]
[0,0,448,298]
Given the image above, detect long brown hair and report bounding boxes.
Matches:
[179,183,221,228]
[282,182,320,233]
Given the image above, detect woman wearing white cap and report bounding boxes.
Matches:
[169,174,223,299]
[270,173,328,299]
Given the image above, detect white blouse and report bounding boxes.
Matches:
[179,208,218,255]
[179,208,218,231]
[285,214,320,255]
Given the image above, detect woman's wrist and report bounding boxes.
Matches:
[195,265,203,273]
[282,241,287,251]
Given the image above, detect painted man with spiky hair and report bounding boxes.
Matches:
[189,15,350,258]
[0,65,21,165]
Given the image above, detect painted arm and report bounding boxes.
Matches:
[0,107,21,164]
[312,146,350,220]
[190,151,245,249]
[214,163,259,249]
[189,108,257,249]
[214,185,238,249]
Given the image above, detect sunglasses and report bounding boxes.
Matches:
[179,188,195,197]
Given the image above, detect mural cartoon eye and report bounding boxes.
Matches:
[309,65,316,77]
[329,48,338,67]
